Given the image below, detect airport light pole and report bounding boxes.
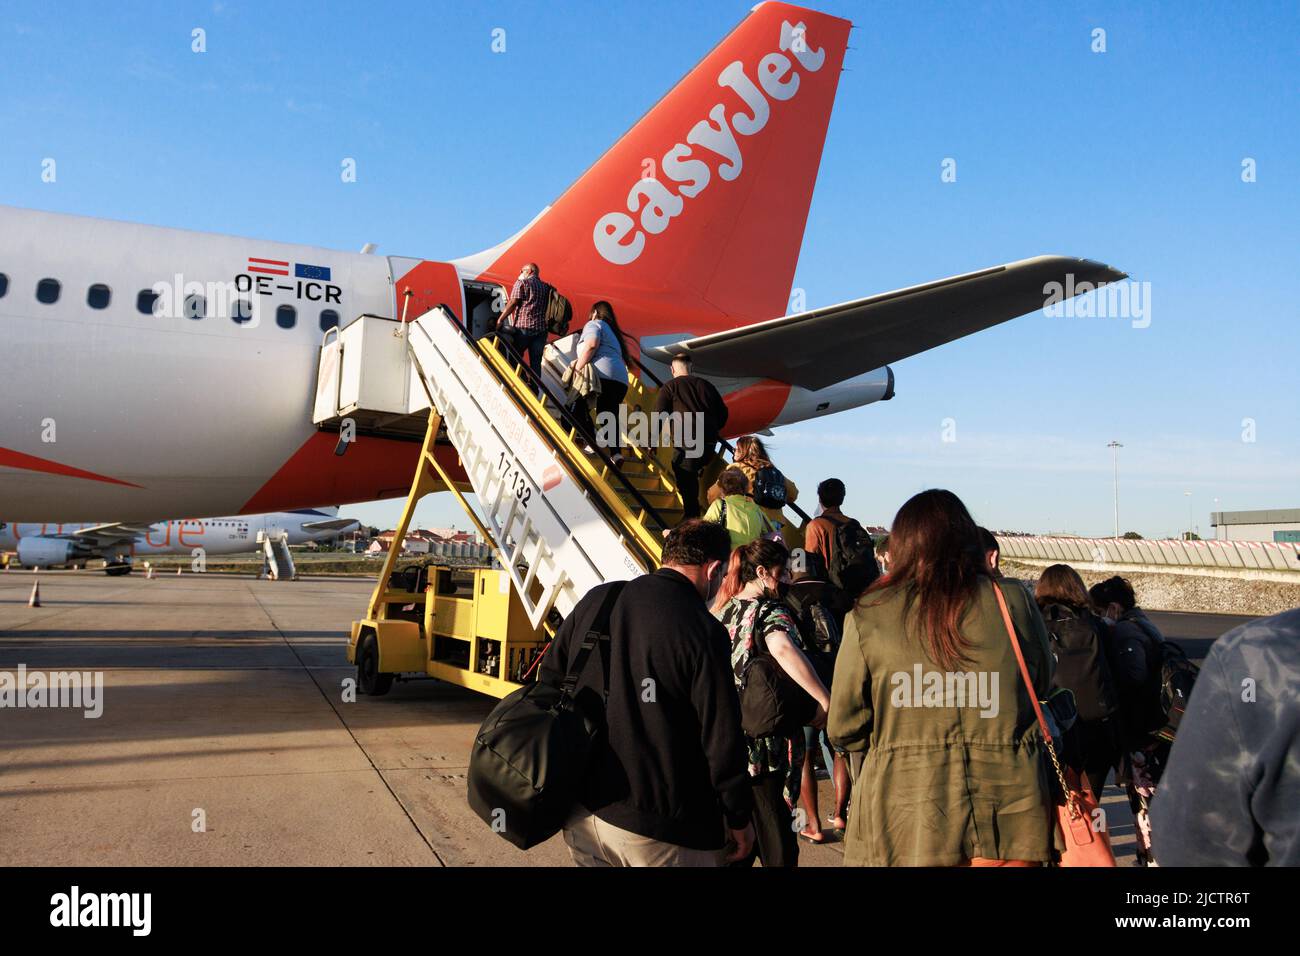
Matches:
[1185,490,1193,540]
[1107,441,1123,538]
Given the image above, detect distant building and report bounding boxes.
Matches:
[423,527,477,544]
[402,536,431,555]
[1211,509,1300,543]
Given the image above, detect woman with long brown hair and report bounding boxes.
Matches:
[712,538,830,867]
[827,489,1055,866]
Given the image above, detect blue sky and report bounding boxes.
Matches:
[2,0,1296,539]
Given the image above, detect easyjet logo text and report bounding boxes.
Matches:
[593,20,826,266]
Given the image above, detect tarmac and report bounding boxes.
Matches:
[0,570,1255,867]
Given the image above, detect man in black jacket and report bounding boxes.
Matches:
[653,355,729,520]
[539,519,753,866]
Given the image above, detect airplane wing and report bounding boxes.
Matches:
[301,518,359,533]
[644,256,1127,391]
[67,522,155,545]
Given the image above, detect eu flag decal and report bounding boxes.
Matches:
[295,263,331,281]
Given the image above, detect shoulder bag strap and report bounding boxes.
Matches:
[991,580,1075,803]
[746,598,775,655]
[560,581,627,698]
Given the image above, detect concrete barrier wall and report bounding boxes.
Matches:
[426,541,493,561]
[996,535,1300,578]
[998,558,1300,617]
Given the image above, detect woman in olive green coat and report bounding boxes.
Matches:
[828,489,1056,867]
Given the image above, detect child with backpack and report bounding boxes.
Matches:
[703,467,778,549]
[707,436,800,548]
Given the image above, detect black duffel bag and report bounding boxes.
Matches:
[737,599,818,738]
[467,582,625,849]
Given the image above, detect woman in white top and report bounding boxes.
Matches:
[571,300,632,464]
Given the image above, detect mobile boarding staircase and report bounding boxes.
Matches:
[313,302,807,699]
[258,530,297,581]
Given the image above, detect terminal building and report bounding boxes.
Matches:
[1210,508,1300,543]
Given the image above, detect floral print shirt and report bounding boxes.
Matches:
[715,597,806,805]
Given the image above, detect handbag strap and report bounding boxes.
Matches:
[991,580,1052,743]
[991,580,1076,805]
[560,581,627,699]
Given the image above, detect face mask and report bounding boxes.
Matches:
[761,574,789,601]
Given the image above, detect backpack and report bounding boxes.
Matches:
[1153,641,1200,744]
[736,600,818,737]
[544,286,572,336]
[750,464,788,510]
[826,516,880,599]
[786,583,841,689]
[1042,603,1119,722]
[717,496,777,546]
[467,582,625,849]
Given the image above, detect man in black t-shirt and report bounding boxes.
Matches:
[653,354,729,520]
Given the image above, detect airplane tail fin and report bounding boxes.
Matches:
[464,2,852,327]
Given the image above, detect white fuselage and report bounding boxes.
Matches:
[0,205,888,523]
[0,206,413,521]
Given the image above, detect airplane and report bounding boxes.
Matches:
[0,2,1124,525]
[0,508,360,572]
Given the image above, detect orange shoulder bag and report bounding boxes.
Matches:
[992,581,1116,867]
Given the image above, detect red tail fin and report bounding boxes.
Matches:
[466,3,852,331]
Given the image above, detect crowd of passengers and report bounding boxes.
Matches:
[492,268,1297,868]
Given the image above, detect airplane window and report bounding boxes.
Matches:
[36,278,61,304]
[319,308,340,332]
[232,299,254,324]
[276,304,297,329]
[0,273,8,298]
[184,294,206,320]
[137,289,160,315]
[87,284,111,309]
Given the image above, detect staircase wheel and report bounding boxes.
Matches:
[357,632,394,697]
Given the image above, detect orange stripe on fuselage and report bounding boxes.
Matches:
[0,446,143,488]
[238,432,468,515]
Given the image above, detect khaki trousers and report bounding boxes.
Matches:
[562,807,722,867]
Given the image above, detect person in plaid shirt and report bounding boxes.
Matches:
[497,262,550,374]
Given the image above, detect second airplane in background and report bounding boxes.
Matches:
[0,508,360,572]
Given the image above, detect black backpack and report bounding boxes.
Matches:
[750,465,788,509]
[466,582,625,849]
[827,516,880,598]
[736,599,818,737]
[786,583,841,689]
[1153,641,1200,744]
[1042,603,1119,722]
